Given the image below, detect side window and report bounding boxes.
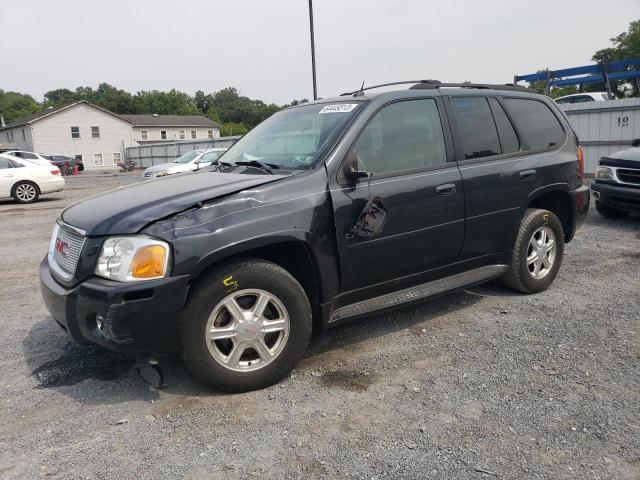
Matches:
[21,152,38,160]
[487,97,519,154]
[0,158,12,169]
[451,97,501,160]
[354,99,447,175]
[503,98,565,150]
[200,151,221,163]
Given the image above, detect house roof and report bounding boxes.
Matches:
[123,115,220,128]
[0,100,133,131]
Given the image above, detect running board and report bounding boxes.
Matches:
[330,264,507,323]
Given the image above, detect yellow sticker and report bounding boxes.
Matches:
[543,213,549,223]
[223,275,238,291]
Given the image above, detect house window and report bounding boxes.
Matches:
[94,153,103,166]
[141,130,148,140]
[71,126,80,139]
[91,126,100,139]
[179,130,185,139]
[113,152,122,164]
[74,154,83,162]
[161,130,167,140]
[208,129,214,139]
[191,130,197,139]
[21,129,26,141]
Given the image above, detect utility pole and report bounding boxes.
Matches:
[308,0,318,100]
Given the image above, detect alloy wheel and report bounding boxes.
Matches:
[205,289,290,372]
[15,183,37,202]
[526,226,557,280]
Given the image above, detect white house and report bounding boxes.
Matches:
[0,101,221,169]
[124,115,220,143]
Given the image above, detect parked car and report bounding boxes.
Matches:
[44,155,84,174]
[0,154,64,203]
[591,144,640,218]
[40,81,589,392]
[3,150,54,167]
[555,92,610,104]
[142,148,228,179]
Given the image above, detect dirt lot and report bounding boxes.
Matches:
[0,174,638,479]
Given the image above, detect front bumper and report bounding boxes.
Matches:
[39,257,190,353]
[591,182,640,212]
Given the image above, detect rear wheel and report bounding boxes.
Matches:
[182,259,312,392]
[502,208,564,294]
[12,181,40,204]
[595,200,629,219]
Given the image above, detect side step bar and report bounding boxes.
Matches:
[330,264,507,323]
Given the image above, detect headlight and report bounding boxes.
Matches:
[154,170,169,177]
[95,236,170,282]
[595,166,615,181]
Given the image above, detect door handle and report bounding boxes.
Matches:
[519,169,536,181]
[435,183,456,196]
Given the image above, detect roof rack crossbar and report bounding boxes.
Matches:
[340,80,531,96]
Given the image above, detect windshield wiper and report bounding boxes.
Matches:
[234,160,279,174]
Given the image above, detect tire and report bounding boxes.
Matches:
[182,259,312,392]
[595,200,629,219]
[501,208,565,294]
[12,181,40,204]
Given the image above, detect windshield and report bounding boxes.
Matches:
[222,102,362,169]
[172,150,203,164]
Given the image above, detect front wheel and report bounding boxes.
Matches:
[502,208,565,294]
[182,259,312,392]
[595,200,629,219]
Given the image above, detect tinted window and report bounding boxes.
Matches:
[503,98,565,150]
[21,152,38,160]
[0,158,12,169]
[451,97,501,160]
[355,99,447,174]
[488,98,519,154]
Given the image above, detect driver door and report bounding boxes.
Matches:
[330,98,465,300]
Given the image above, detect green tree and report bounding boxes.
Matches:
[0,90,41,124]
[219,122,249,137]
[592,19,640,97]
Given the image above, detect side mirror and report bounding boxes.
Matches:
[343,149,370,180]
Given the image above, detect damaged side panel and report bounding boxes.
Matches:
[143,168,342,303]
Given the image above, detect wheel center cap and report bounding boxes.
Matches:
[238,316,260,341]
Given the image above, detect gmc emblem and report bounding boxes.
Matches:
[55,238,68,256]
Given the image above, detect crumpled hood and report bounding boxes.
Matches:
[61,171,284,236]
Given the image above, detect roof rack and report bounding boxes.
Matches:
[340,80,531,96]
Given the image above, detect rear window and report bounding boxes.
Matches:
[503,98,565,150]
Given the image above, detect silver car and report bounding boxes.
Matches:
[142,148,227,179]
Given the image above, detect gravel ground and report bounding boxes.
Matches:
[0,174,638,479]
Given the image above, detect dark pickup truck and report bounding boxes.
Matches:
[592,144,640,218]
[40,81,590,391]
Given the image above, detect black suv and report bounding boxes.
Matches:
[40,81,589,391]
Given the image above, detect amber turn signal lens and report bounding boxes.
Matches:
[131,245,167,279]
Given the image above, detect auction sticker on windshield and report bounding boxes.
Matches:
[319,104,359,114]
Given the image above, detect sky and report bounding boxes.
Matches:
[1,0,638,105]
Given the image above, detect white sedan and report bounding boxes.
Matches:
[142,148,228,179]
[3,150,55,166]
[0,154,65,203]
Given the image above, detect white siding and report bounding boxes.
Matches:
[32,104,134,169]
[133,126,219,143]
[1,126,34,151]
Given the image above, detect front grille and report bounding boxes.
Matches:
[53,224,85,275]
[617,168,640,185]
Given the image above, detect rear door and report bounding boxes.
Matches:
[330,97,465,298]
[446,95,567,259]
[0,157,17,197]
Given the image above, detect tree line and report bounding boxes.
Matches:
[0,85,308,137]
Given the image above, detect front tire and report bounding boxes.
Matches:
[12,181,40,204]
[502,208,564,294]
[182,259,312,392]
[595,200,629,219]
